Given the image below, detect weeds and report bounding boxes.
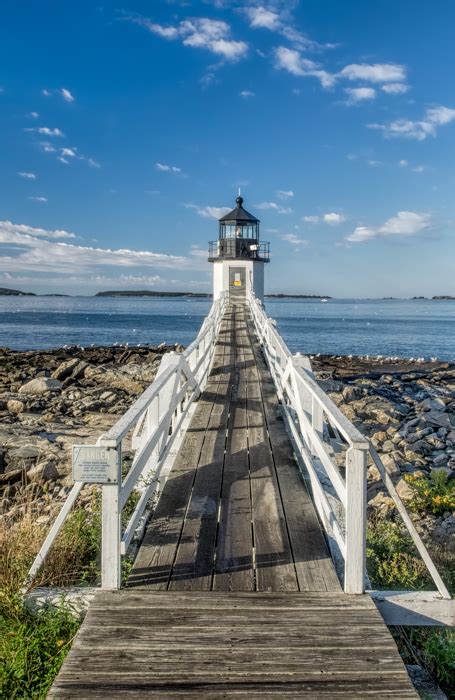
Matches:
[404,470,455,516]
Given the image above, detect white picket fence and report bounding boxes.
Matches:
[248,293,451,601]
[27,292,228,589]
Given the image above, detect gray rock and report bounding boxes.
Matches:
[342,385,364,401]
[318,378,344,393]
[51,358,80,381]
[27,460,60,482]
[19,377,62,395]
[395,478,414,502]
[419,411,452,429]
[417,397,447,412]
[7,399,25,414]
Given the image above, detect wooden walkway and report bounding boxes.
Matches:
[49,305,416,697]
[128,304,339,592]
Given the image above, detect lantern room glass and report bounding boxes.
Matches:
[219,222,259,240]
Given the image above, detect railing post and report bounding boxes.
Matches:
[345,445,368,594]
[101,445,122,589]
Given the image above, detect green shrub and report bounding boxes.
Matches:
[367,518,430,589]
[404,470,455,516]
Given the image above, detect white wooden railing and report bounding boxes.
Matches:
[248,292,452,602]
[27,292,228,589]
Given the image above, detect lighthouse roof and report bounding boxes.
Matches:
[219,195,260,223]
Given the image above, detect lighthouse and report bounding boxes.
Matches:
[208,195,270,303]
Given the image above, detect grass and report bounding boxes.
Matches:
[0,491,102,699]
[367,514,455,696]
[0,482,142,698]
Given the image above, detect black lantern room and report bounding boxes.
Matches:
[208,195,270,262]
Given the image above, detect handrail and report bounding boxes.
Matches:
[248,292,452,599]
[27,291,228,589]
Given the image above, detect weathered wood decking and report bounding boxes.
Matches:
[49,305,417,698]
[128,304,339,592]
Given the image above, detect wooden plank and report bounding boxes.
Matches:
[214,306,254,591]
[169,313,233,590]
[49,591,417,698]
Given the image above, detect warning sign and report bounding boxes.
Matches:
[72,445,119,483]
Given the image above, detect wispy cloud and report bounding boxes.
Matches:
[381,83,409,94]
[276,190,294,199]
[28,196,48,203]
[27,111,39,119]
[344,86,376,104]
[340,63,406,83]
[185,203,231,219]
[346,211,430,243]
[255,201,293,214]
[368,105,455,140]
[25,126,64,137]
[302,215,319,223]
[274,47,336,87]
[323,212,345,224]
[281,233,309,248]
[399,159,425,173]
[239,89,255,98]
[127,15,248,61]
[0,220,198,276]
[42,87,75,102]
[242,5,335,51]
[18,172,37,179]
[155,162,182,173]
[60,88,75,102]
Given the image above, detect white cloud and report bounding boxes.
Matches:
[399,159,425,172]
[242,6,334,51]
[243,6,280,30]
[28,196,48,203]
[340,63,406,83]
[302,215,319,223]
[155,162,182,173]
[368,105,455,140]
[42,89,51,96]
[381,83,409,94]
[255,201,293,214]
[185,204,231,219]
[60,88,75,102]
[276,190,294,199]
[40,141,56,153]
[239,89,255,98]
[129,16,247,61]
[0,220,197,275]
[87,158,101,168]
[323,212,345,225]
[281,233,309,248]
[346,211,430,243]
[27,111,39,119]
[61,147,77,158]
[18,172,37,179]
[344,86,376,104]
[367,159,382,167]
[399,159,408,167]
[0,221,75,240]
[274,47,336,87]
[58,157,69,164]
[25,126,64,137]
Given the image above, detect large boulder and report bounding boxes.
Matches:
[27,460,60,483]
[19,377,62,395]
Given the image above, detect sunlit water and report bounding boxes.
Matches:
[0,296,454,361]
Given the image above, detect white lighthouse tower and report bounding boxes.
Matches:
[208,195,270,303]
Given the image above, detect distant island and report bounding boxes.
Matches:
[265,294,332,299]
[0,287,35,296]
[433,295,455,300]
[95,290,211,298]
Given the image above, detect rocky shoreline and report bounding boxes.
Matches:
[312,354,455,549]
[1,346,454,549]
[0,344,183,520]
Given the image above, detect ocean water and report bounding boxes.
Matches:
[0,296,454,361]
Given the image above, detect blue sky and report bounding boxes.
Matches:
[1,0,454,297]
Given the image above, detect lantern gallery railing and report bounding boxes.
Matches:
[248,292,451,603]
[26,292,229,589]
[208,239,270,262]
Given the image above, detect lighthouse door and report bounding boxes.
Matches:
[229,267,246,303]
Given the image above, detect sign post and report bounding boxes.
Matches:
[72,445,119,484]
